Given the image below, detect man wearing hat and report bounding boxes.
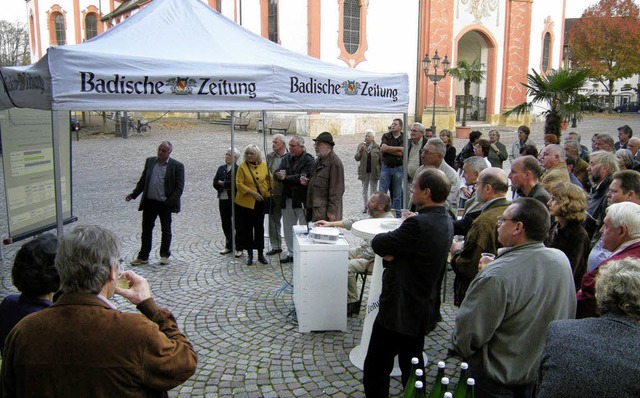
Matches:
[302,131,345,221]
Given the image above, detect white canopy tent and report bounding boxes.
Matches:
[0,0,409,236]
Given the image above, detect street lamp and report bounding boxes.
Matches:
[422,50,450,134]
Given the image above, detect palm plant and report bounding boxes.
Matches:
[503,68,589,137]
[448,59,486,127]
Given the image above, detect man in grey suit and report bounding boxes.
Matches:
[126,141,185,265]
[537,258,640,397]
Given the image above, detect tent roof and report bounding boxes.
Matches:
[0,0,408,113]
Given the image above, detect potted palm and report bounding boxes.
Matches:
[503,68,588,138]
[448,59,486,138]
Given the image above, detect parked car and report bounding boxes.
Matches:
[614,103,640,113]
[70,117,80,132]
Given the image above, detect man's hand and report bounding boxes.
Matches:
[116,271,152,305]
[380,143,388,153]
[315,220,330,227]
[382,255,395,262]
[327,212,336,222]
[125,194,133,202]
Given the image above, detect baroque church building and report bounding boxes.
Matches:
[21,0,567,133]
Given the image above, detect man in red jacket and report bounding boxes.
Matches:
[576,201,640,318]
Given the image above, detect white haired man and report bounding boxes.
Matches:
[577,201,640,319]
[0,225,197,396]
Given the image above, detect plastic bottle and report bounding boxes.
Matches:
[428,361,446,398]
[453,362,469,398]
[444,393,453,398]
[404,357,421,398]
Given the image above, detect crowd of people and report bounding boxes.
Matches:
[1,119,640,397]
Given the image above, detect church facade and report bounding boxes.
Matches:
[22,0,567,134]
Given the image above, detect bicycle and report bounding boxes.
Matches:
[127,116,151,136]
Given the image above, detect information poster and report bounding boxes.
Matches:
[0,108,73,240]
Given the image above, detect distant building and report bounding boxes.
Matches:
[564,18,640,110]
[22,0,569,131]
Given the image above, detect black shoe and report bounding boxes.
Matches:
[266,248,282,256]
[246,255,253,265]
[347,301,361,317]
[258,255,268,264]
[280,255,293,263]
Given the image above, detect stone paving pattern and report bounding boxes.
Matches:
[0,113,639,397]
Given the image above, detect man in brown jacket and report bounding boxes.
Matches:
[303,132,345,222]
[450,168,510,306]
[1,225,197,397]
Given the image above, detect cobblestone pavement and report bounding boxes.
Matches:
[0,113,638,397]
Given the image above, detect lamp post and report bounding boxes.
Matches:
[422,50,450,134]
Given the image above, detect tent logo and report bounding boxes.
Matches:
[167,77,198,95]
[342,81,361,95]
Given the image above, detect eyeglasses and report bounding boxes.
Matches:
[410,129,421,132]
[496,216,519,226]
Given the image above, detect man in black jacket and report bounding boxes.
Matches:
[363,168,453,397]
[126,141,185,266]
[279,136,314,263]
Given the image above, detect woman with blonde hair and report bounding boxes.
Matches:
[355,129,381,212]
[235,144,272,265]
[439,129,456,168]
[544,181,590,290]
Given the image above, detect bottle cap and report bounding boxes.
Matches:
[467,378,475,386]
[461,362,468,369]
[415,369,424,377]
[438,361,446,368]
[411,357,420,365]
[415,381,424,389]
[442,377,450,385]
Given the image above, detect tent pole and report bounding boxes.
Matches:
[402,113,408,210]
[230,111,237,262]
[262,110,267,152]
[51,111,64,236]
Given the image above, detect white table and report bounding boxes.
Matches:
[292,233,349,333]
[348,218,404,376]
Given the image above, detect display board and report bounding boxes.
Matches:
[0,108,74,241]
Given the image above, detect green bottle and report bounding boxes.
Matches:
[440,377,450,397]
[453,362,469,398]
[414,380,427,398]
[428,361,446,398]
[465,378,475,398]
[404,357,421,398]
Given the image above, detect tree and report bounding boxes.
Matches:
[0,20,30,66]
[503,68,589,137]
[567,0,640,112]
[448,59,486,127]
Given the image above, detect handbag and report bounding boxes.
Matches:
[248,164,273,212]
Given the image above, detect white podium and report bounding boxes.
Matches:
[349,218,405,376]
[292,233,349,333]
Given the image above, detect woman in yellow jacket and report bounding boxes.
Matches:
[235,144,272,265]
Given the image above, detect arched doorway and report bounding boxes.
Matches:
[454,29,497,124]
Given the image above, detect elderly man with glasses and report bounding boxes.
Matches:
[450,167,510,306]
[453,198,576,398]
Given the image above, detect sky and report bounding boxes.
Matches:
[2,0,610,23]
